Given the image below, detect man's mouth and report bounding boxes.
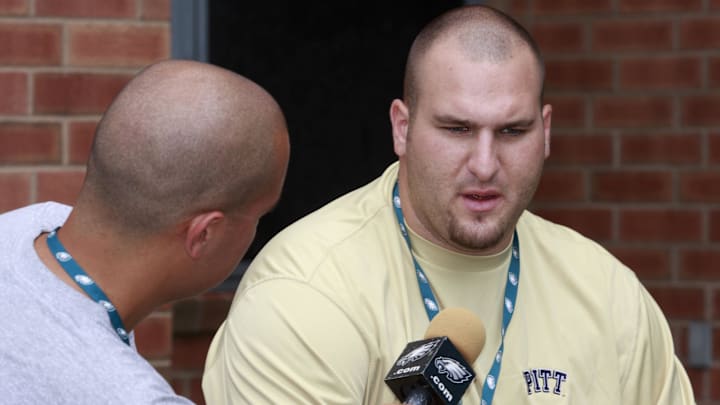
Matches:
[468,194,495,200]
[461,191,502,212]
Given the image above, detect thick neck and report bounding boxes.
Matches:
[406,224,512,273]
[33,215,173,331]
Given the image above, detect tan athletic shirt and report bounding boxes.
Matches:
[203,162,695,405]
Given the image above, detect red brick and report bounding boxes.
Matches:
[620,57,701,90]
[0,0,27,15]
[154,365,173,380]
[620,209,702,242]
[135,314,172,360]
[0,72,28,114]
[174,293,234,334]
[198,295,233,332]
[545,59,613,90]
[609,247,671,280]
[680,17,720,49]
[592,171,673,202]
[712,133,720,164]
[171,299,200,333]
[36,0,134,17]
[532,208,612,241]
[712,210,720,242]
[188,377,204,405]
[594,96,673,128]
[686,368,705,399]
[620,133,701,164]
[619,0,702,11]
[506,0,530,14]
[592,20,672,52]
[69,121,97,164]
[680,171,720,202]
[0,23,61,65]
[534,169,586,202]
[647,286,705,319]
[171,334,213,370]
[169,378,186,398]
[531,23,585,53]
[547,134,613,165]
[142,0,169,20]
[714,0,720,9]
[675,333,692,359]
[0,173,31,213]
[682,95,720,126]
[69,24,169,67]
[711,57,720,87]
[713,367,720,400]
[170,375,204,404]
[680,249,720,280]
[534,0,611,14]
[36,171,85,205]
[0,122,60,164]
[673,324,688,359]
[34,73,131,115]
[545,95,585,128]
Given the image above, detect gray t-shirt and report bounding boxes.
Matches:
[0,202,194,404]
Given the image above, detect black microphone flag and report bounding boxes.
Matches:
[384,336,475,405]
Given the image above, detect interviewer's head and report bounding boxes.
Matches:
[75,59,289,293]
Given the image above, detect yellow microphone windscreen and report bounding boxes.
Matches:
[424,307,486,364]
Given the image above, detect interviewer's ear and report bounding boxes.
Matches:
[184,211,225,259]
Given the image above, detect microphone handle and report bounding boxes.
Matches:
[403,387,434,405]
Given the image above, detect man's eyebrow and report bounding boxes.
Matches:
[502,119,536,128]
[433,114,536,129]
[432,114,473,127]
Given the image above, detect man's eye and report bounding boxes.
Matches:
[445,126,470,134]
[499,127,525,136]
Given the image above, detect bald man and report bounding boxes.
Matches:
[203,6,694,405]
[0,60,289,404]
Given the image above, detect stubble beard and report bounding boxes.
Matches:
[445,174,542,253]
[447,213,510,253]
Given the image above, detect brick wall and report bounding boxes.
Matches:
[2,0,719,403]
[0,0,177,394]
[485,0,720,402]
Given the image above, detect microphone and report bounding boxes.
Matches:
[385,307,486,405]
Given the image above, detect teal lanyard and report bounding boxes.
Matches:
[46,227,131,346]
[392,182,520,405]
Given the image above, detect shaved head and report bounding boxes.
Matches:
[78,60,289,235]
[403,5,545,111]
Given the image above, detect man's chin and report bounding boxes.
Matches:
[448,223,507,254]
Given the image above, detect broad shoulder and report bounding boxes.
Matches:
[518,210,639,286]
[0,202,71,239]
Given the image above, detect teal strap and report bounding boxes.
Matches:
[392,182,519,405]
[46,228,130,346]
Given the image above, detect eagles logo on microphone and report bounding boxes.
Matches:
[434,357,473,384]
[397,340,440,366]
[385,336,476,404]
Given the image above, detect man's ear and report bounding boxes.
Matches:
[542,103,552,159]
[390,99,410,157]
[184,211,225,260]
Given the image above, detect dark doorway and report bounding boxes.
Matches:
[209,2,461,284]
